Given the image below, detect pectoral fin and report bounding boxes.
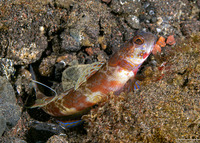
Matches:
[114,79,141,95]
[74,61,105,90]
[56,119,84,128]
[133,81,140,90]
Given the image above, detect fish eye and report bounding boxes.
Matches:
[133,36,144,45]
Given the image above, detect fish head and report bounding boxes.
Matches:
[124,31,156,65]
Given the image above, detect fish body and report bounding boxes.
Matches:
[31,31,156,128]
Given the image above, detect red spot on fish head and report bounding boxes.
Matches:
[133,67,139,75]
[143,52,149,59]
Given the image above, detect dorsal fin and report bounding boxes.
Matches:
[74,61,105,90]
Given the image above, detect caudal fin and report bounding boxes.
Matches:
[27,65,58,108]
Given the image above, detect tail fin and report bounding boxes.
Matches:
[28,65,58,108]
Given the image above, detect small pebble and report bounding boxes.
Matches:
[39,26,45,33]
[156,36,166,47]
[152,44,161,55]
[126,15,141,29]
[39,55,56,77]
[166,35,176,45]
[157,17,163,25]
[85,47,94,56]
[98,36,107,50]
[156,28,162,33]
[195,64,200,73]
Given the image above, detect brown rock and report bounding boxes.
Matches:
[166,35,176,45]
[156,36,166,47]
[39,55,57,77]
[85,47,94,56]
[180,21,200,36]
[152,44,161,55]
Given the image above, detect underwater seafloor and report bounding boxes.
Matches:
[0,0,199,143]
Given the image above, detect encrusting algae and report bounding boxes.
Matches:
[82,33,200,143]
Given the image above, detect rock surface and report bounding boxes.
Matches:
[0,0,199,142]
[0,76,21,137]
[0,116,6,137]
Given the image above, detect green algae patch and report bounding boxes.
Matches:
[82,33,200,142]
